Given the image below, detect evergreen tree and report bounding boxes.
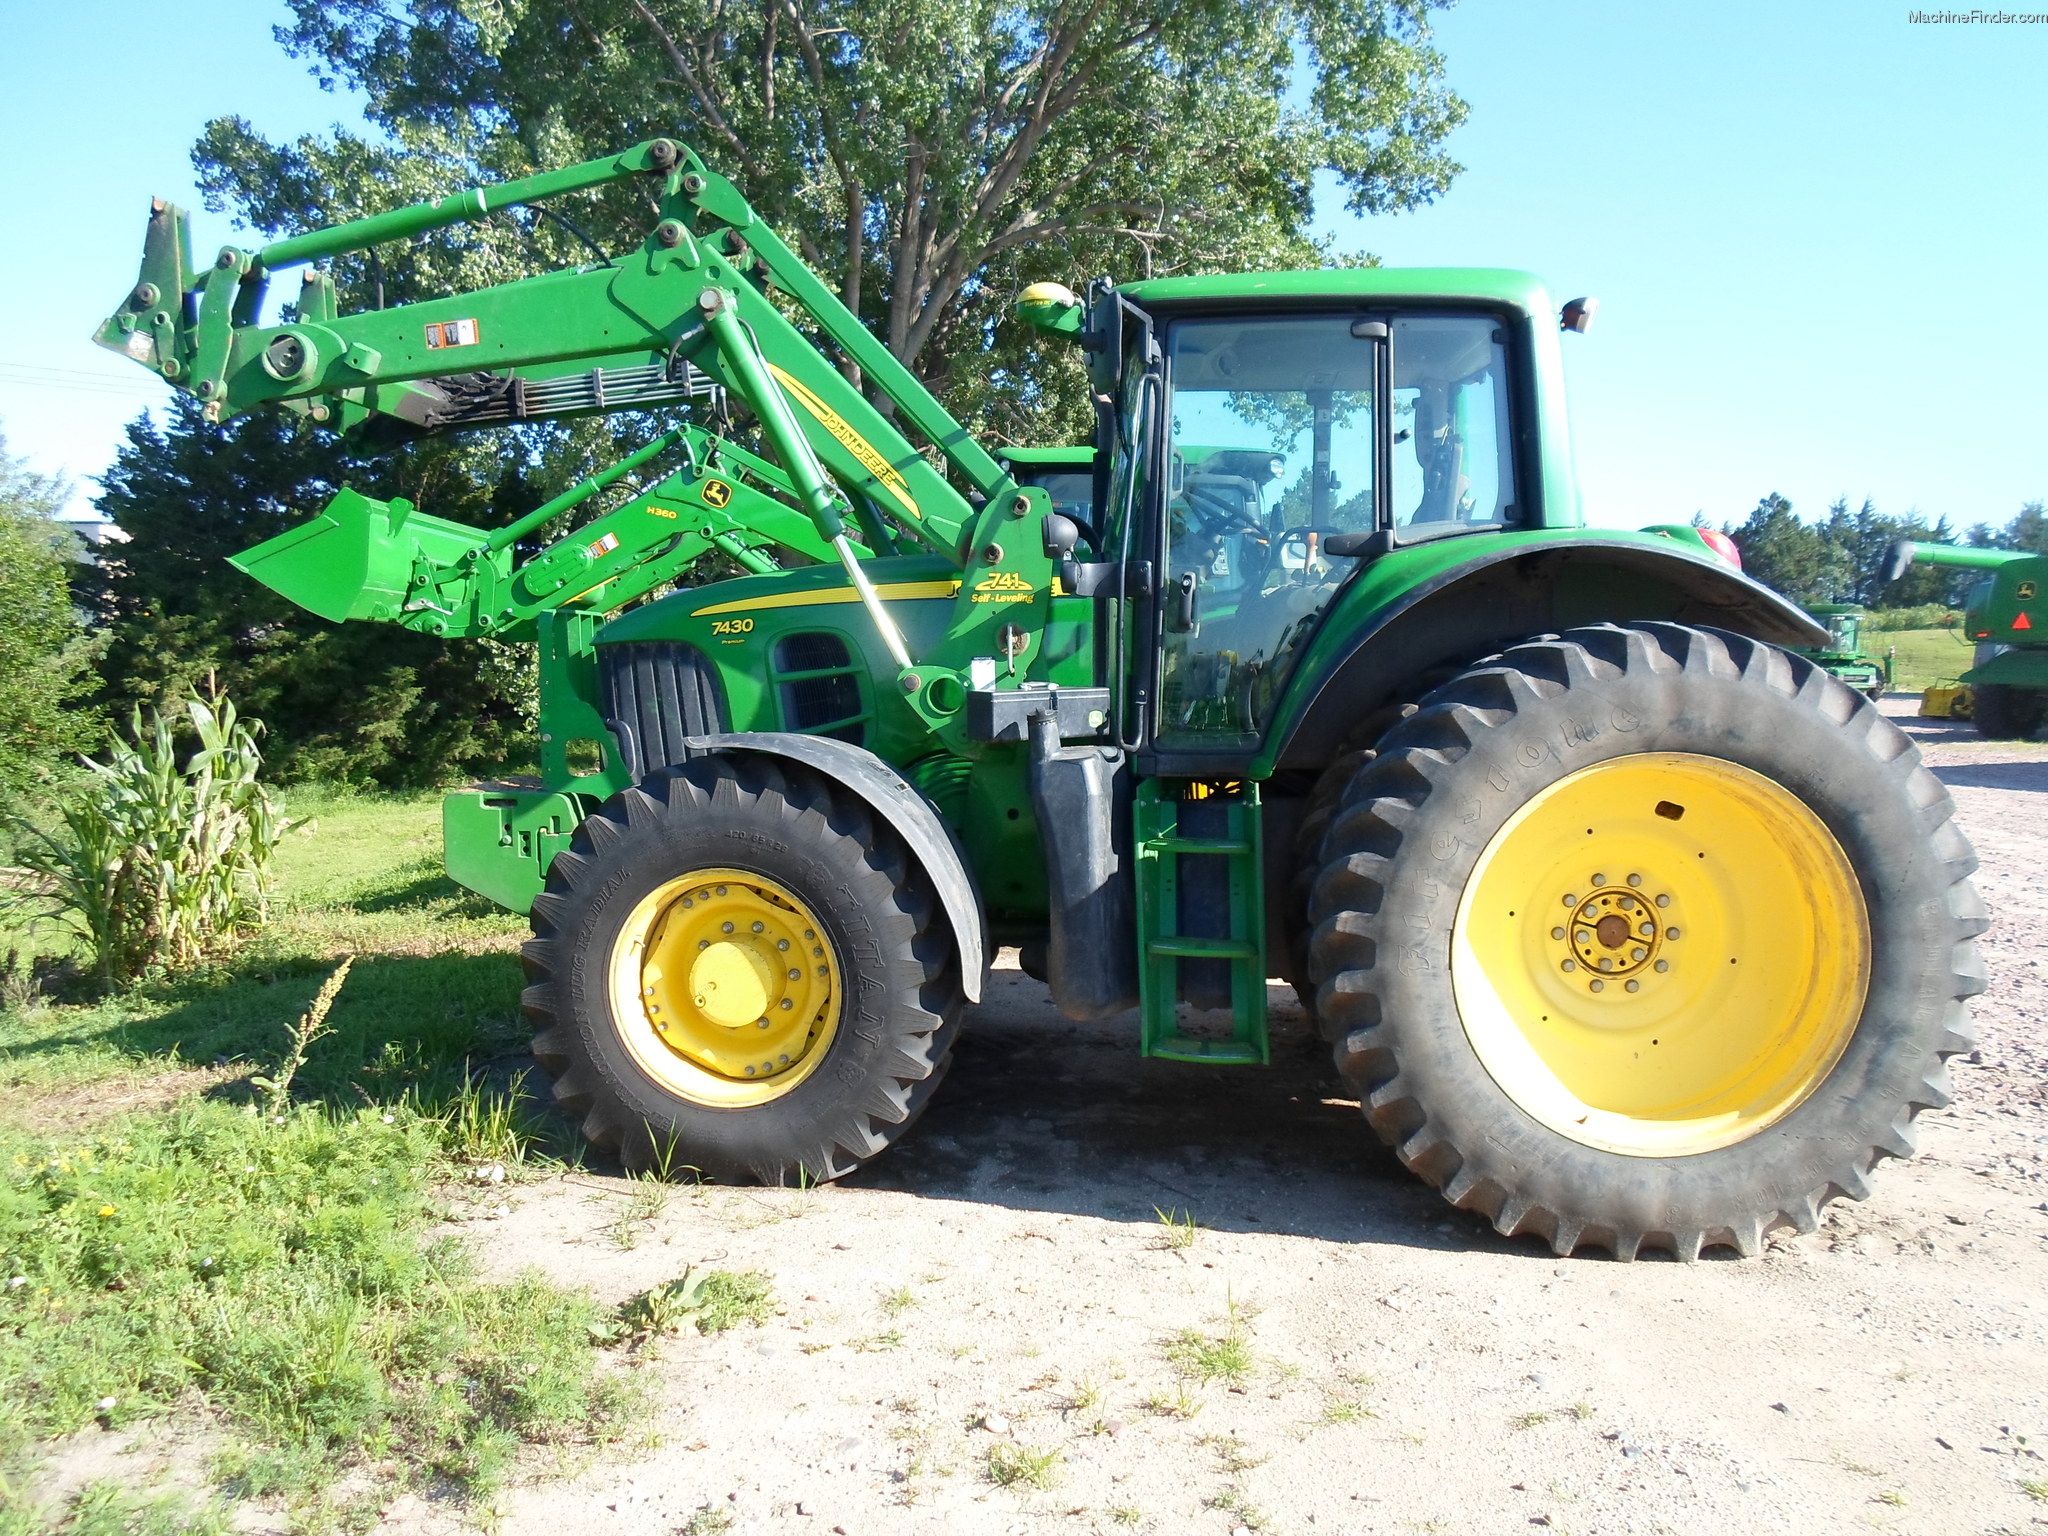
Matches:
[86,401,538,786]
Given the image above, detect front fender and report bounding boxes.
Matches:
[679,731,989,1002]
[1262,530,1826,774]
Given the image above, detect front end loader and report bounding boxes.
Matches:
[95,141,1985,1259]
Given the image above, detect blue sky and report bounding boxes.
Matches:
[2,0,2043,532]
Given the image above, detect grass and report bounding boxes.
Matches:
[1319,1394,1375,1425]
[1207,1487,1269,1529]
[1165,1298,1256,1387]
[616,1269,774,1341]
[1153,1206,1199,1250]
[1871,626,1979,693]
[0,784,643,1531]
[1512,1410,1554,1429]
[985,1441,1062,1490]
[2020,1478,2048,1503]
[880,1284,918,1318]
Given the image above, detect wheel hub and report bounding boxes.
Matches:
[1551,875,1676,993]
[609,869,842,1105]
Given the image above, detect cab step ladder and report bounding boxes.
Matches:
[1133,779,1270,1064]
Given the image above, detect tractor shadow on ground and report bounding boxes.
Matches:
[1931,760,2048,794]
[841,966,1573,1262]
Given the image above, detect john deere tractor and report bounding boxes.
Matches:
[1885,539,2048,739]
[97,140,1984,1259]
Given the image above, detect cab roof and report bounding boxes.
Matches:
[1120,267,1557,320]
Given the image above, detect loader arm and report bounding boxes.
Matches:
[95,139,1016,565]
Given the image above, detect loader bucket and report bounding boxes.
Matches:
[230,488,491,624]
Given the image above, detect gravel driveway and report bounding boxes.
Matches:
[397,696,2048,1536]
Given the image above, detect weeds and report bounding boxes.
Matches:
[1153,1206,1200,1250]
[1165,1297,1256,1386]
[616,1269,774,1340]
[985,1441,1062,1490]
[1513,1410,1553,1429]
[681,1507,736,1535]
[1568,1401,1595,1421]
[612,1174,672,1250]
[1874,1490,1906,1507]
[1109,1507,1142,1526]
[249,955,351,1118]
[880,1284,918,1318]
[1208,1487,1269,1529]
[1204,1433,1269,1474]
[2021,1478,2048,1503]
[0,1099,634,1524]
[854,1329,906,1353]
[1321,1394,1375,1425]
[435,1070,550,1167]
[1142,1385,1202,1419]
[1063,1377,1104,1413]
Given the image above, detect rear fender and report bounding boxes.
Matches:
[679,732,989,1002]
[1270,535,1827,772]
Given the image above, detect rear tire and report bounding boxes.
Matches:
[1971,683,2047,740]
[521,753,962,1181]
[1307,623,1985,1259]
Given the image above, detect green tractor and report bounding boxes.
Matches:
[1886,540,2048,739]
[1789,603,1889,702]
[96,140,1984,1259]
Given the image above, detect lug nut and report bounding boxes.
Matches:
[1655,893,1671,907]
[1627,873,1642,887]
[1654,960,1669,973]
[1589,979,1605,992]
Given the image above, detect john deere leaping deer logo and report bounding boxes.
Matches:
[971,571,1036,604]
[700,478,733,509]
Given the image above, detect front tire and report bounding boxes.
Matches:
[521,753,962,1181]
[1308,624,1985,1259]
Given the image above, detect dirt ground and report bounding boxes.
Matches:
[365,695,2046,1536]
[81,699,2048,1536]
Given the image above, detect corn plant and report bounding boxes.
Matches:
[7,694,289,987]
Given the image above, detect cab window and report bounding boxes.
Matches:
[1391,316,1517,529]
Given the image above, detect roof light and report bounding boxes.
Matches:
[1560,297,1599,334]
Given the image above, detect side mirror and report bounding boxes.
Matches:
[1560,297,1599,334]
[1042,512,1080,560]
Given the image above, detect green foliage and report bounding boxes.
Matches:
[6,696,289,991]
[1861,604,1961,632]
[1165,1298,1256,1386]
[207,0,1466,449]
[0,787,630,1528]
[985,1441,1063,1490]
[1722,493,2043,611]
[0,430,102,792]
[85,400,537,787]
[0,1102,634,1527]
[616,1268,775,1341]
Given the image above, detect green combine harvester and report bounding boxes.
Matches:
[1788,604,1889,702]
[1885,540,2048,738]
[96,140,1985,1260]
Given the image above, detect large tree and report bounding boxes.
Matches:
[0,431,101,789]
[199,0,1466,446]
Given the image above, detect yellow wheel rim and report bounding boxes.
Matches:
[1450,753,1869,1157]
[608,867,842,1108]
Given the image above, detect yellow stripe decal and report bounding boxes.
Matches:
[767,363,923,522]
[692,579,960,617]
